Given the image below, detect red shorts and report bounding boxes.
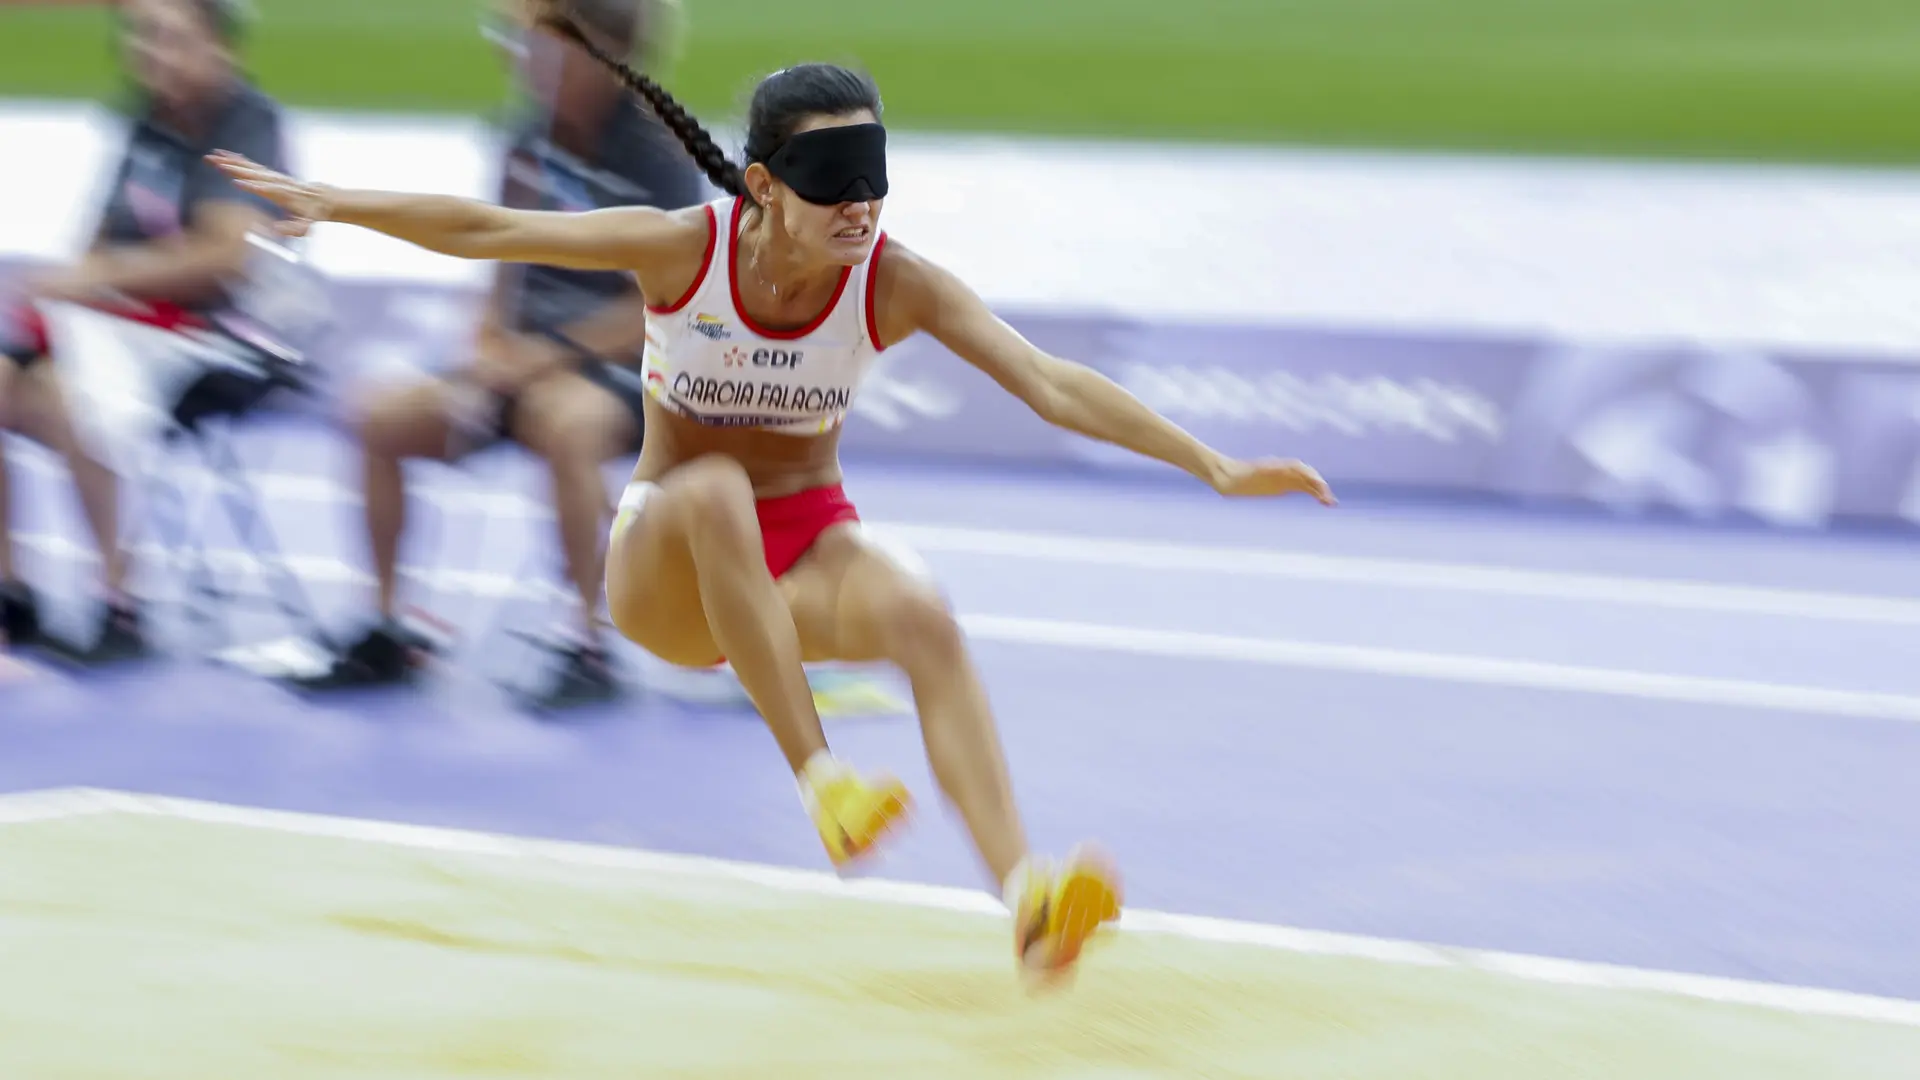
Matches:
[610,480,859,668]
[758,483,860,579]
[5,298,205,364]
[688,484,856,670]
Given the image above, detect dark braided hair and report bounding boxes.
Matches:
[535,4,883,202]
[537,7,743,196]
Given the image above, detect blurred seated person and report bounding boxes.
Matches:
[0,0,287,661]
[304,0,705,706]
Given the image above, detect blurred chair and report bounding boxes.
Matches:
[37,233,342,673]
[411,428,600,711]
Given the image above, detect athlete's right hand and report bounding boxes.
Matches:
[205,151,335,238]
[1208,456,1337,505]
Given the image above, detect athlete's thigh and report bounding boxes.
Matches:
[781,523,943,664]
[603,466,730,668]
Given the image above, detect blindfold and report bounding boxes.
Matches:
[765,122,888,206]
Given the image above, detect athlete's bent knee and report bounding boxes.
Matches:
[670,455,758,535]
[869,584,966,672]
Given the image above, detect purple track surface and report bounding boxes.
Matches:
[4,423,1918,1003]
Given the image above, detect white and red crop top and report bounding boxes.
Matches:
[640,196,889,436]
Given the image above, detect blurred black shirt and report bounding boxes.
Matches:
[493,99,704,346]
[93,80,288,319]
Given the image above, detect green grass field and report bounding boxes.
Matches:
[3,0,1919,162]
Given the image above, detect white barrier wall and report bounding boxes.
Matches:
[10,102,1920,529]
[5,101,1920,357]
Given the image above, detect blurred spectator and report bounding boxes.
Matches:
[0,0,287,662]
[300,0,705,707]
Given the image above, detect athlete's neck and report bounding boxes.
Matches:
[740,210,841,304]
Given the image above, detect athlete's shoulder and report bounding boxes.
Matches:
[604,199,718,243]
[865,233,931,291]
[861,235,970,347]
[662,198,725,246]
[619,199,726,307]
[866,236,968,309]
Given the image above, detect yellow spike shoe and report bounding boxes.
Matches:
[1012,846,1124,976]
[798,757,913,872]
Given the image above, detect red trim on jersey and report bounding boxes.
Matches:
[646,203,717,315]
[863,232,890,352]
[726,196,851,341]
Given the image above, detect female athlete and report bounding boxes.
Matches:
[209,0,1335,976]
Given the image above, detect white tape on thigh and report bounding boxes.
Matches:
[610,480,659,545]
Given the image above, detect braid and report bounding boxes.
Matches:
[538,9,745,197]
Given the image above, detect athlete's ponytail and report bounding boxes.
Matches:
[535,5,746,197]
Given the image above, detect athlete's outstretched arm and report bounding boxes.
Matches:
[203,152,683,271]
[891,244,1334,502]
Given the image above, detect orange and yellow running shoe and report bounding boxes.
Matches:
[798,755,913,871]
[1011,846,1124,976]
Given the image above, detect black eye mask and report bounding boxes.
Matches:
[764,122,888,206]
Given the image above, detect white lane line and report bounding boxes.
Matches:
[960,614,1920,724]
[16,451,1914,624]
[876,523,1920,627]
[11,535,1914,722]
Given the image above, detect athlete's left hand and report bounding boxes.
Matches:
[1208,457,1337,505]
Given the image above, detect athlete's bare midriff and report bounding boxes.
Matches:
[632,395,846,499]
